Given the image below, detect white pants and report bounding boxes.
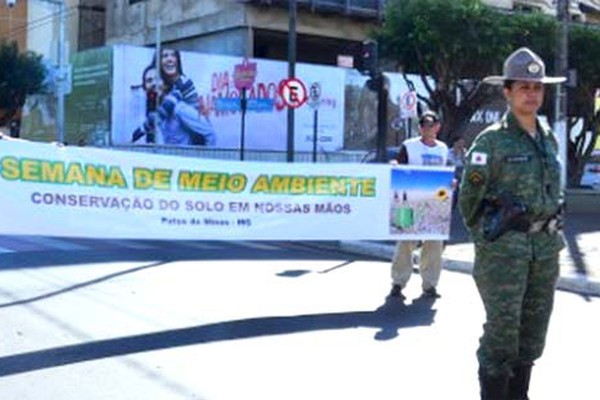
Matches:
[391,240,443,291]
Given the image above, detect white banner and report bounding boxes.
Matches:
[0,142,454,240]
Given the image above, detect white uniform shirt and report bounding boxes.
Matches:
[402,137,449,166]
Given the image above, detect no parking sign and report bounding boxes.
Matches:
[279,78,308,109]
[307,82,322,109]
[400,90,417,119]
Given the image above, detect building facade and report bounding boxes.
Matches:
[106,0,384,66]
[0,0,105,62]
[0,0,28,50]
[4,1,599,74]
[3,1,600,73]
[106,0,600,66]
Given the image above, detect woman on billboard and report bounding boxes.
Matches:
[131,48,216,146]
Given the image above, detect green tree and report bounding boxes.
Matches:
[567,24,600,187]
[0,40,46,126]
[378,0,560,142]
[378,0,514,144]
[378,0,600,187]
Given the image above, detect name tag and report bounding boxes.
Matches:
[504,155,532,163]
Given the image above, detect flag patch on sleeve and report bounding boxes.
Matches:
[471,152,488,166]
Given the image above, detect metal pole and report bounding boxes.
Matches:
[56,0,65,143]
[153,16,162,144]
[240,88,247,161]
[155,16,161,109]
[554,0,569,189]
[286,0,297,162]
[376,74,388,162]
[312,109,318,162]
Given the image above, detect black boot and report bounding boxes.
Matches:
[508,364,532,400]
[479,367,509,400]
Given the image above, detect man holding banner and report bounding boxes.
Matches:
[388,110,449,299]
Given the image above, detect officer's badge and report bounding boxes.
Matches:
[468,171,484,186]
[527,62,541,75]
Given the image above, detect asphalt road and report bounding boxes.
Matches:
[0,237,598,399]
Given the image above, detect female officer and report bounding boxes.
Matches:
[459,47,566,400]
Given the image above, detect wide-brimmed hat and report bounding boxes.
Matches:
[482,47,566,85]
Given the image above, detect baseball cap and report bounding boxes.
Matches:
[482,47,566,85]
[419,110,440,126]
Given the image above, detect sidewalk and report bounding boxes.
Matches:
[339,209,600,297]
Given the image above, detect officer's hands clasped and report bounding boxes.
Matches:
[482,192,563,242]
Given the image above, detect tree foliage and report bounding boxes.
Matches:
[566,24,600,187]
[0,40,46,126]
[378,0,599,187]
[378,0,514,143]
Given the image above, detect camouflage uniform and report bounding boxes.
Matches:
[459,111,565,378]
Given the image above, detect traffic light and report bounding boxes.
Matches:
[359,40,379,77]
[366,74,382,92]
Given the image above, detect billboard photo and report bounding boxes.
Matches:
[111,45,346,152]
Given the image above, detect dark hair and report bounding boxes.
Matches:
[159,48,183,83]
[142,64,155,85]
[419,110,440,126]
[503,80,515,89]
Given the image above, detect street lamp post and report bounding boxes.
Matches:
[286,0,297,163]
[56,0,66,144]
[555,0,569,189]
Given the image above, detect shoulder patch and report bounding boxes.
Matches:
[467,171,485,186]
[470,152,488,166]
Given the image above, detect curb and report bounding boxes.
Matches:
[557,274,600,297]
[338,241,600,297]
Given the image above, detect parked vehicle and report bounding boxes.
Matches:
[581,161,600,189]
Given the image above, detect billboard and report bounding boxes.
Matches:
[111,45,345,151]
[25,44,433,152]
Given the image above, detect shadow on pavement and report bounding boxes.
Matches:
[563,212,598,276]
[0,261,168,309]
[0,241,380,271]
[0,296,436,378]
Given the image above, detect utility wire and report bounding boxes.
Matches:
[7,5,78,39]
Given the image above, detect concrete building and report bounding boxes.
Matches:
[0,0,104,62]
[3,1,600,70]
[105,0,600,66]
[106,0,384,67]
[0,0,27,50]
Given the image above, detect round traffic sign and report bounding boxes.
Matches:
[400,90,418,118]
[279,78,307,109]
[308,82,322,109]
[401,91,417,110]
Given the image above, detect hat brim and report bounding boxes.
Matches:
[482,75,567,85]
